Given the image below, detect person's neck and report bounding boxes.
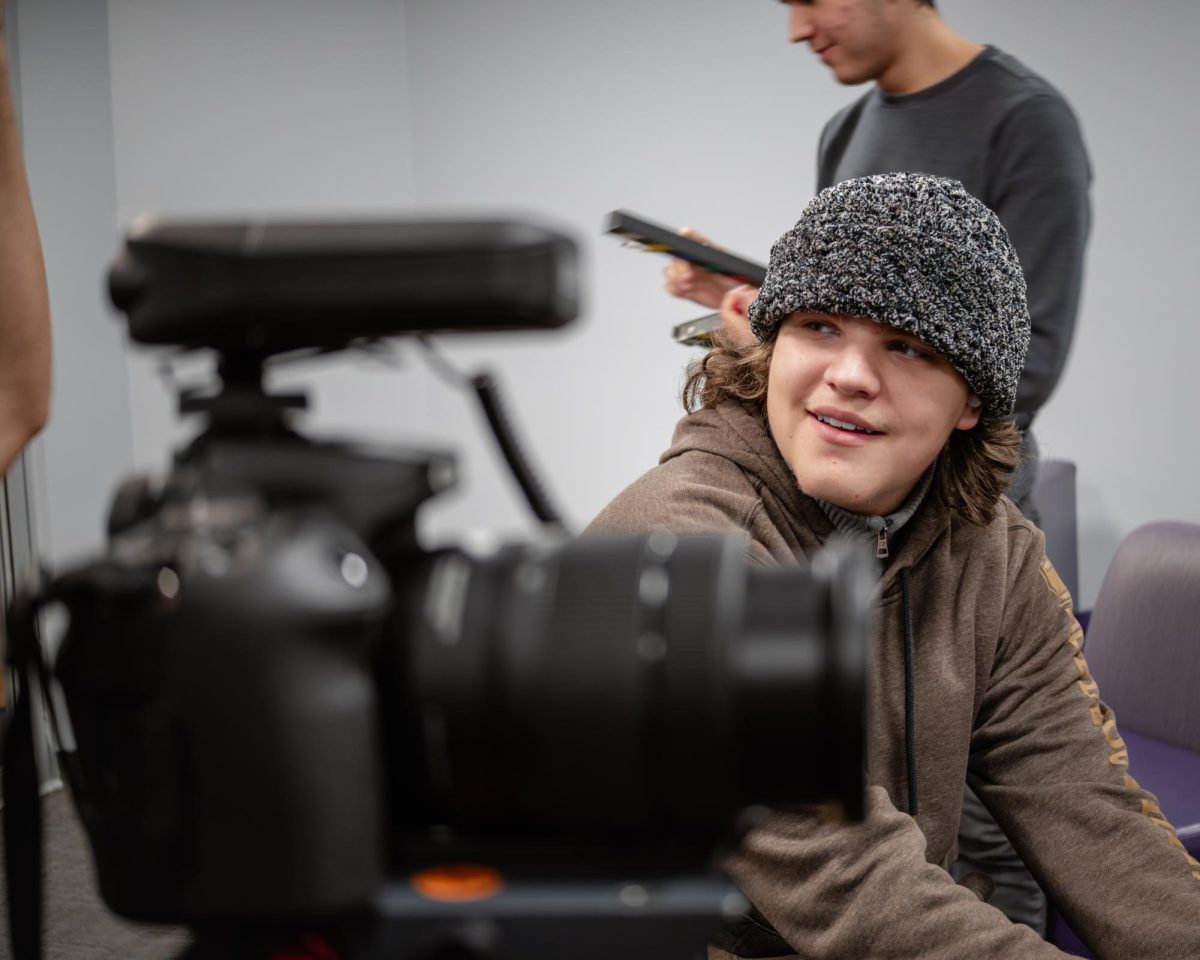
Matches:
[874,15,984,97]
[817,466,934,546]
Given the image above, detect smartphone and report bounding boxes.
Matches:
[605,210,766,286]
[671,313,722,346]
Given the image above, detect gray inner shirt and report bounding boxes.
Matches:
[817,466,934,560]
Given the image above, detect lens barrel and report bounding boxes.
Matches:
[398,532,870,844]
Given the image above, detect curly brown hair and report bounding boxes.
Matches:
[682,332,1023,526]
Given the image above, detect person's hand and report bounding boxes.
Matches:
[662,227,743,309]
[718,284,760,349]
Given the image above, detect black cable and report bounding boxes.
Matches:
[471,372,569,533]
[414,337,470,389]
[414,337,570,534]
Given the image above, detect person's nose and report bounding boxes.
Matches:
[825,342,882,399]
[789,6,816,44]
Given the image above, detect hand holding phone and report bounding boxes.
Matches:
[606,210,766,345]
[663,227,744,310]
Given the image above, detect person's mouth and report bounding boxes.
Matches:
[815,44,836,64]
[810,409,882,436]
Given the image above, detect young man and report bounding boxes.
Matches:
[591,174,1200,958]
[666,0,1092,928]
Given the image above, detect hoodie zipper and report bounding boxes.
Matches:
[876,522,891,560]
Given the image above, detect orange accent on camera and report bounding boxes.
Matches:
[411,864,505,902]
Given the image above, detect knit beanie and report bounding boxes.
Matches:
[747,172,1030,419]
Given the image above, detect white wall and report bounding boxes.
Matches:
[14,0,131,568]
[400,0,805,544]
[27,0,1200,608]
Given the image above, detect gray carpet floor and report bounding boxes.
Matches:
[0,787,190,960]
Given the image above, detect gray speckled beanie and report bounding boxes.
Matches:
[747,172,1030,419]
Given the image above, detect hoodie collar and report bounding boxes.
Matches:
[662,402,952,583]
[817,465,935,557]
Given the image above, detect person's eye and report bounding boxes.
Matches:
[890,340,931,361]
[803,319,838,335]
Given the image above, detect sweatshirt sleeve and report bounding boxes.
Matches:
[967,525,1200,959]
[985,93,1092,426]
[585,452,784,566]
[719,787,1069,958]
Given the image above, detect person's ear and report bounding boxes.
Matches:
[956,393,983,431]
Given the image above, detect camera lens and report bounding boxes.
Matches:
[394,533,870,845]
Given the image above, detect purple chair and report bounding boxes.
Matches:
[1046,522,1200,957]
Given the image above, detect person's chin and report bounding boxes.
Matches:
[817,489,872,512]
[831,62,875,87]
[793,468,871,512]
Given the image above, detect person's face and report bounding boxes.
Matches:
[785,0,901,85]
[766,312,980,516]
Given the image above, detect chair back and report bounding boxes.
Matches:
[1030,459,1079,605]
[1083,521,1200,753]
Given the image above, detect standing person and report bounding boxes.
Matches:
[0,0,51,474]
[594,173,1199,959]
[664,0,1091,932]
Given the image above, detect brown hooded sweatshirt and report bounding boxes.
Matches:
[587,401,1200,959]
